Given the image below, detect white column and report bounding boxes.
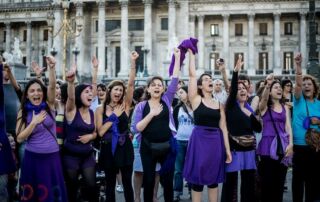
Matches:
[106,41,112,77]
[300,12,307,70]
[197,15,205,73]
[179,0,189,39]
[189,14,195,37]
[5,22,11,53]
[97,0,106,78]
[53,3,64,78]
[143,0,153,75]
[222,14,230,71]
[26,21,32,68]
[248,13,255,75]
[273,12,281,74]
[75,2,84,76]
[118,0,129,77]
[167,0,177,60]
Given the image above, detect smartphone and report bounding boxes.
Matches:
[216,58,224,65]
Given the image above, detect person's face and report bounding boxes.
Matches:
[147,79,165,99]
[284,82,292,93]
[80,86,93,107]
[270,83,283,100]
[303,79,315,99]
[236,83,248,102]
[97,86,106,102]
[199,75,213,93]
[27,83,44,106]
[214,81,222,93]
[55,83,61,100]
[110,85,124,103]
[239,79,250,89]
[177,88,188,103]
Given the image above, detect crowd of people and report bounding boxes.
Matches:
[1,39,320,202]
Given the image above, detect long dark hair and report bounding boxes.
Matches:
[267,80,284,108]
[103,80,126,113]
[17,79,52,134]
[197,73,212,97]
[143,76,165,100]
[176,86,192,112]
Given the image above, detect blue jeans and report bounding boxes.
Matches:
[173,140,188,195]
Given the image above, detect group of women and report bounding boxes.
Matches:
[0,41,320,202]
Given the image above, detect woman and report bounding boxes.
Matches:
[257,75,293,202]
[96,51,139,202]
[281,79,293,110]
[16,56,67,202]
[131,48,181,202]
[172,86,194,201]
[221,55,262,202]
[63,64,98,202]
[0,60,16,202]
[292,53,320,202]
[97,83,107,104]
[183,50,232,202]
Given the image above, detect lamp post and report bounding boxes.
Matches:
[47,0,83,80]
[50,47,58,57]
[142,47,149,77]
[72,46,80,63]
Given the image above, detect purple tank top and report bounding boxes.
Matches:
[257,105,289,156]
[26,110,59,154]
[64,109,95,154]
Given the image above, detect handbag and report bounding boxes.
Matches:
[143,138,170,158]
[305,101,320,152]
[230,135,256,147]
[268,108,284,159]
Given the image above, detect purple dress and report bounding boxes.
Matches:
[19,110,67,202]
[183,101,225,185]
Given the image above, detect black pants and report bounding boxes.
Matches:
[191,183,218,192]
[292,145,320,202]
[258,156,287,202]
[221,169,255,202]
[141,146,174,202]
[104,165,134,202]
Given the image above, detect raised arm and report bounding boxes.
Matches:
[4,63,22,97]
[258,74,274,115]
[65,64,77,121]
[46,56,57,109]
[91,56,99,98]
[31,61,45,83]
[125,51,139,111]
[172,48,181,78]
[164,48,180,103]
[188,49,198,104]
[217,60,230,93]
[294,53,302,100]
[226,55,243,109]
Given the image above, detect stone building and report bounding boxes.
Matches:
[0,0,319,80]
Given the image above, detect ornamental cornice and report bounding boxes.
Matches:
[190,0,306,4]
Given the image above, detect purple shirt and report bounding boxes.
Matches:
[26,110,59,154]
[131,77,179,138]
[257,105,289,156]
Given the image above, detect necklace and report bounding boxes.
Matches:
[108,104,117,111]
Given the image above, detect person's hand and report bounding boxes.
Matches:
[285,144,293,157]
[77,134,93,144]
[149,104,163,117]
[265,73,274,87]
[310,117,320,125]
[131,51,139,62]
[92,56,99,70]
[31,61,45,77]
[174,48,181,59]
[113,104,125,117]
[46,56,56,69]
[226,149,232,163]
[216,58,225,71]
[234,54,244,72]
[31,111,47,125]
[294,53,302,66]
[285,102,293,109]
[66,63,77,83]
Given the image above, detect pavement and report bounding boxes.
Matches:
[114,169,293,202]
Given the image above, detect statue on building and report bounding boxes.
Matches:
[2,37,23,64]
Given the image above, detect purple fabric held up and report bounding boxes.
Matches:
[168,38,198,76]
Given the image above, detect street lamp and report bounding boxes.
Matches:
[72,46,80,63]
[50,47,58,57]
[141,47,149,77]
[47,0,83,80]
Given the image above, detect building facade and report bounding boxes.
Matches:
[0,0,319,80]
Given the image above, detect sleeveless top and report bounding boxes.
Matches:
[257,105,288,156]
[26,110,59,154]
[194,100,220,128]
[64,109,95,155]
[104,111,129,135]
[142,100,172,143]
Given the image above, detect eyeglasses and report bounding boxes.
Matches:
[285,84,292,87]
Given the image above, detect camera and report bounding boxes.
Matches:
[216,58,224,64]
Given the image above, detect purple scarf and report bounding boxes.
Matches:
[24,100,47,114]
[168,38,198,76]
